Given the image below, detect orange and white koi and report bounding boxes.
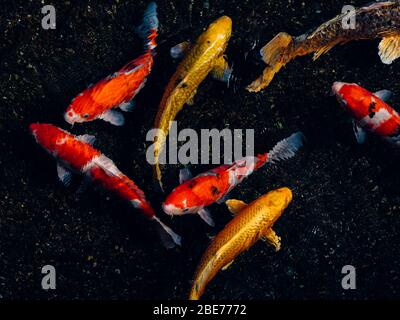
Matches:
[332,82,400,145]
[162,132,304,226]
[29,123,181,248]
[64,2,158,126]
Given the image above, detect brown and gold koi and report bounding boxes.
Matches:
[247,1,400,92]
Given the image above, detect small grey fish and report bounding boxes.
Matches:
[247,1,400,92]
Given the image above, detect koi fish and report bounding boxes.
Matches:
[162,132,304,226]
[152,16,233,190]
[64,2,159,126]
[189,187,293,300]
[247,1,400,92]
[29,123,181,249]
[332,82,400,145]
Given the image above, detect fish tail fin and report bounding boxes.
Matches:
[247,32,294,92]
[188,285,200,301]
[152,216,182,249]
[267,132,305,163]
[260,32,294,65]
[153,163,164,193]
[136,2,159,52]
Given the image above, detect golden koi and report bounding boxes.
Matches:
[152,16,233,190]
[247,1,400,92]
[189,187,293,300]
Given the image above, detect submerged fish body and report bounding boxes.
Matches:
[162,155,268,224]
[248,1,400,92]
[332,82,400,144]
[189,187,293,300]
[153,16,233,190]
[29,123,181,248]
[162,132,304,226]
[64,2,159,126]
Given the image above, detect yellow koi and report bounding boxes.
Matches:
[152,16,232,190]
[189,187,292,300]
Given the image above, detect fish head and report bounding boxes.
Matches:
[162,184,202,216]
[265,187,293,210]
[29,123,69,153]
[64,94,96,125]
[198,16,232,50]
[332,82,374,120]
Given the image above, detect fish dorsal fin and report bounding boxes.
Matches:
[57,164,72,187]
[353,121,367,144]
[374,89,393,102]
[179,168,193,184]
[99,110,125,126]
[94,155,122,178]
[225,199,248,215]
[198,208,215,227]
[76,134,96,145]
[379,36,400,65]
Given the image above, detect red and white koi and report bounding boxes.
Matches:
[64,2,158,126]
[162,132,304,226]
[29,123,181,248]
[332,82,400,145]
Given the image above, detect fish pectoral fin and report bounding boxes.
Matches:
[76,178,90,194]
[57,164,72,187]
[225,199,248,215]
[170,41,192,59]
[313,44,335,61]
[99,110,125,126]
[211,55,232,83]
[262,228,281,252]
[179,167,193,184]
[76,134,96,145]
[186,90,197,106]
[386,135,400,146]
[379,36,400,65]
[222,260,234,271]
[353,121,367,144]
[198,208,215,227]
[374,89,393,102]
[119,100,135,112]
[216,192,230,205]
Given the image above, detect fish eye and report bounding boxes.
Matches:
[83,114,89,119]
[183,208,190,213]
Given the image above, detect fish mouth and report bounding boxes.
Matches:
[162,203,181,216]
[332,82,346,95]
[29,123,40,140]
[64,113,75,125]
[64,109,81,125]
